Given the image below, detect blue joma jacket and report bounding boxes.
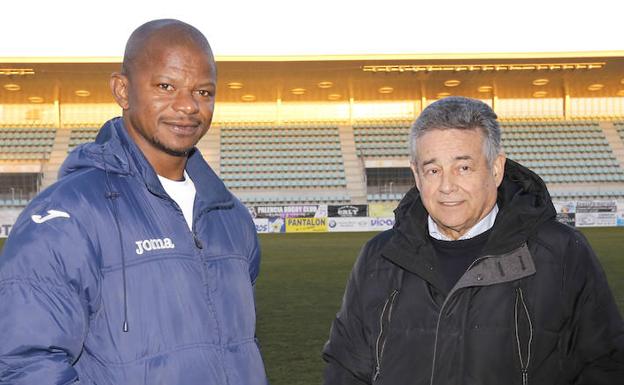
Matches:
[0,117,268,385]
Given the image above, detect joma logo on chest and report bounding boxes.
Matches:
[135,238,175,255]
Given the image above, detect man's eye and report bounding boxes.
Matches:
[197,90,213,97]
[157,83,173,91]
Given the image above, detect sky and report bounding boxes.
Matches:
[1,0,621,58]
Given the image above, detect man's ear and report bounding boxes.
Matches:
[492,153,506,187]
[410,163,421,191]
[110,72,130,109]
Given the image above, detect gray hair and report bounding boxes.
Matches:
[409,96,502,166]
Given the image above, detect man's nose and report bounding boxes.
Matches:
[439,171,458,193]
[172,91,199,114]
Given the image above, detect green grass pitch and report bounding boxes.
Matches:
[1,228,623,384]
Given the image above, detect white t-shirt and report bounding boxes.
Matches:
[157,171,196,231]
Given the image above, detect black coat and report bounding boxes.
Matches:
[323,160,624,385]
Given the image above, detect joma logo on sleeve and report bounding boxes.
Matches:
[31,210,71,224]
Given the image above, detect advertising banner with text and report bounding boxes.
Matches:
[368,202,397,218]
[368,217,396,231]
[617,204,624,226]
[0,208,21,238]
[553,201,576,227]
[328,217,373,232]
[251,205,328,219]
[575,200,617,227]
[328,204,368,217]
[268,217,286,233]
[285,217,328,233]
[253,218,270,234]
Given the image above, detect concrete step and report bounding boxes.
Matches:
[197,124,221,175]
[338,125,367,203]
[40,128,72,189]
[600,121,624,170]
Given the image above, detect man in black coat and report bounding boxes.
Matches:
[323,96,624,385]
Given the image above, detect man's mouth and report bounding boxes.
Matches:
[163,121,201,135]
[439,201,463,206]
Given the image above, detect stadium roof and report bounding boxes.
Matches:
[2,0,622,105]
[1,52,623,104]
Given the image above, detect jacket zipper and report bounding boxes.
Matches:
[429,256,486,385]
[428,247,534,385]
[514,287,533,385]
[373,289,399,382]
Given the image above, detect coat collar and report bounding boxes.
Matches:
[65,117,234,212]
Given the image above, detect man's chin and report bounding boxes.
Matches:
[150,137,194,157]
[162,146,192,157]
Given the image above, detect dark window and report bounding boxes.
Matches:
[0,173,42,204]
[366,168,414,195]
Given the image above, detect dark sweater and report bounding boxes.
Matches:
[429,228,493,291]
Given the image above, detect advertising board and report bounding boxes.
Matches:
[285,217,328,233]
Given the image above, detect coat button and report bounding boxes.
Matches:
[476,274,483,281]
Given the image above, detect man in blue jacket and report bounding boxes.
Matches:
[0,19,269,385]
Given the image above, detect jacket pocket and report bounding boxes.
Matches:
[514,287,533,385]
[373,289,399,382]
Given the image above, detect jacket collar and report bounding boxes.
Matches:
[64,117,234,211]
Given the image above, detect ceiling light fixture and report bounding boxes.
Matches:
[363,62,605,73]
[75,90,91,97]
[227,82,243,90]
[532,78,549,86]
[290,88,306,95]
[587,83,604,91]
[0,68,35,76]
[3,83,21,91]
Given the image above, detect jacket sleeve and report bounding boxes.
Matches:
[0,206,95,385]
[322,242,375,385]
[241,205,261,286]
[248,231,261,286]
[562,231,624,385]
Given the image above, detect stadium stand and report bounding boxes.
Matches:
[219,123,349,203]
[367,193,405,201]
[616,121,624,143]
[68,126,100,152]
[0,127,56,160]
[22,118,624,204]
[348,119,624,201]
[353,119,411,158]
[501,120,624,184]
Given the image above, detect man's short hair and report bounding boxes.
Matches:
[409,96,502,166]
[121,19,213,77]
